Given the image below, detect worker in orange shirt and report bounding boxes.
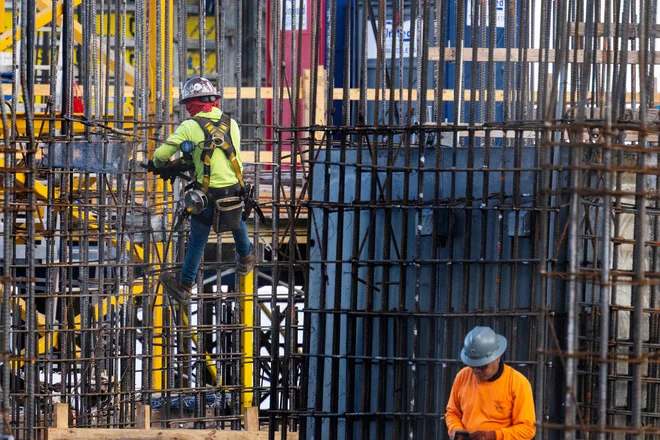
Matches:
[445,326,536,440]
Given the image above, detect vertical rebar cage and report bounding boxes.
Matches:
[2,0,660,438]
[0,0,305,436]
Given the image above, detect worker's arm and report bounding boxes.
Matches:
[496,376,536,440]
[153,121,194,168]
[445,372,467,436]
[230,118,244,173]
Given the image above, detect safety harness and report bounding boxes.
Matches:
[193,114,245,193]
[192,114,265,223]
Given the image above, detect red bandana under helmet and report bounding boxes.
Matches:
[185,98,220,117]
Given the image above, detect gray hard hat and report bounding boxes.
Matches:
[460,326,507,367]
[180,77,220,103]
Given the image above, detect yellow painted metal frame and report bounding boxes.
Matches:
[4,0,257,399]
[0,0,83,52]
[239,270,255,408]
[180,311,218,382]
[147,0,174,389]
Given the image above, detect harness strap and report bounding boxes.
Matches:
[194,114,246,194]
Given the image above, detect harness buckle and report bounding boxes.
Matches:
[211,133,225,147]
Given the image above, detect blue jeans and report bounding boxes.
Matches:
[180,207,252,283]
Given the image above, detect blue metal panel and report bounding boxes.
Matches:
[307,146,542,439]
[332,0,349,127]
[48,137,131,174]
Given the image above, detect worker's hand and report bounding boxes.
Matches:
[450,430,470,440]
[469,431,496,440]
[144,160,176,184]
[145,159,158,173]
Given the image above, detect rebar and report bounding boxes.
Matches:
[3,0,660,438]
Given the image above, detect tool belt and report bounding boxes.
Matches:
[208,184,244,233]
[213,196,244,233]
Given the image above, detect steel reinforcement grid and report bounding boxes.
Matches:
[1,0,660,439]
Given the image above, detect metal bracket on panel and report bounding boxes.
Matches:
[47,136,131,174]
[421,208,451,247]
[507,210,533,237]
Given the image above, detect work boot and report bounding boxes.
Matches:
[160,271,194,306]
[236,252,256,276]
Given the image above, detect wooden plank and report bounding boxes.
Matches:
[54,403,69,429]
[316,69,328,128]
[5,83,660,108]
[135,405,150,430]
[47,429,299,440]
[1,84,134,98]
[568,22,660,37]
[244,407,259,432]
[428,47,660,64]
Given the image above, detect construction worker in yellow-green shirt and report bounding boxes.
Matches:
[445,326,536,440]
[151,77,256,306]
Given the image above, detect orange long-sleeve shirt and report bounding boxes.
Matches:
[445,364,536,440]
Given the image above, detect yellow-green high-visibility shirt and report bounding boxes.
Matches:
[153,107,243,189]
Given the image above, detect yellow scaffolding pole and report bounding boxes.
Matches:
[148,0,174,390]
[181,311,218,382]
[239,270,254,408]
[0,0,5,33]
[0,0,83,52]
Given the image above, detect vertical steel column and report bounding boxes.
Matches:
[20,0,37,434]
[240,271,255,409]
[251,0,264,410]
[631,0,649,435]
[0,60,11,425]
[149,0,174,390]
[598,10,614,438]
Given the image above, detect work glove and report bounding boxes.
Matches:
[144,159,191,185]
[145,159,172,177]
[144,159,158,173]
[148,160,176,184]
[469,431,496,440]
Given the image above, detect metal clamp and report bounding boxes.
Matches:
[211,133,225,147]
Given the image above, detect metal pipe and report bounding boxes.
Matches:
[631,0,650,434]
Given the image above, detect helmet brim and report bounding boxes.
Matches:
[460,334,507,367]
[179,92,221,104]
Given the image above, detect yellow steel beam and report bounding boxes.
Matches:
[35,0,51,11]
[0,0,83,52]
[148,0,174,113]
[0,0,4,33]
[0,0,134,88]
[73,284,140,326]
[148,0,174,390]
[17,332,59,368]
[239,271,255,408]
[181,311,218,382]
[1,157,146,262]
[15,298,47,335]
[56,16,135,86]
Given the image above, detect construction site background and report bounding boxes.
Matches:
[1,0,659,439]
